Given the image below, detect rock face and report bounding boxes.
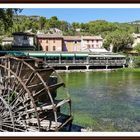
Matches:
[0,56,73,132]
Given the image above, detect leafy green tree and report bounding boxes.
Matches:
[134,43,140,54]
[2,44,12,50]
[72,22,80,30]
[0,9,22,31]
[134,25,140,33]
[133,56,140,68]
[48,16,60,28]
[103,30,134,52]
[51,16,58,21]
[39,16,46,30]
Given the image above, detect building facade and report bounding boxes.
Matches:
[132,33,140,47]
[2,37,13,46]
[63,36,81,52]
[12,32,36,50]
[81,36,103,51]
[37,34,63,52]
[37,35,103,52]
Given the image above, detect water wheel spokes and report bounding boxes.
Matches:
[0,56,73,132]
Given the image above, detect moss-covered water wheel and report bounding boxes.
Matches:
[0,56,73,132]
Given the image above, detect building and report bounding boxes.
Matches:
[37,34,63,52]
[36,35,103,52]
[49,28,63,35]
[81,36,103,51]
[63,36,81,52]
[132,33,140,47]
[2,37,13,46]
[12,32,36,51]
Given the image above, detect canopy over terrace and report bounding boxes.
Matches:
[0,51,126,58]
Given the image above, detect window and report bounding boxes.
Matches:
[53,46,56,51]
[46,46,48,51]
[53,40,55,43]
[87,40,89,43]
[23,36,27,40]
[87,45,90,48]
[74,41,77,44]
[46,40,48,43]
[96,40,98,43]
[39,39,42,43]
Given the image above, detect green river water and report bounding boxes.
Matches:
[58,70,140,131]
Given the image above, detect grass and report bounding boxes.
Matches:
[118,67,140,72]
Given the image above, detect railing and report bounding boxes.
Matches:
[46,60,59,63]
[61,60,73,64]
[45,58,126,66]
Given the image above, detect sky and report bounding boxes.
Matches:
[19,8,140,23]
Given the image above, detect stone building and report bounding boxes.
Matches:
[37,34,63,52]
[63,36,81,52]
[81,36,103,51]
[12,32,36,50]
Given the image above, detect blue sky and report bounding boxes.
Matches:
[19,8,140,23]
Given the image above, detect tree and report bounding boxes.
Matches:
[39,16,46,30]
[51,16,58,21]
[48,16,60,28]
[2,44,12,50]
[0,9,22,31]
[103,30,134,53]
[134,25,140,33]
[72,22,80,30]
[134,43,140,54]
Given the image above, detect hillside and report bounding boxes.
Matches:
[1,14,140,38]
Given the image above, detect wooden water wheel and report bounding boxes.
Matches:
[0,56,72,132]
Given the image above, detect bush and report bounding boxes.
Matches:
[133,56,140,68]
[2,44,12,50]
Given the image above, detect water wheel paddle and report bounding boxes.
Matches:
[0,56,72,132]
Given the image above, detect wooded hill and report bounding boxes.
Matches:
[1,14,140,52]
[1,15,140,37]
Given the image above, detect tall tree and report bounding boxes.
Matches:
[103,30,134,52]
[39,16,46,30]
[72,22,80,30]
[0,9,22,31]
[134,43,140,54]
[134,25,140,33]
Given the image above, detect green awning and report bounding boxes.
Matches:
[75,53,88,57]
[7,51,29,57]
[28,52,46,57]
[61,53,74,57]
[89,54,125,58]
[46,53,60,57]
[89,55,103,57]
[105,55,126,58]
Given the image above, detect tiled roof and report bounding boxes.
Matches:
[63,36,81,41]
[12,32,35,36]
[82,36,103,40]
[2,37,13,41]
[37,34,63,38]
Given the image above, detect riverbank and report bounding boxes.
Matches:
[118,67,140,72]
[56,68,118,73]
[56,67,140,73]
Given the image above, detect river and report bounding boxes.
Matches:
[58,70,140,131]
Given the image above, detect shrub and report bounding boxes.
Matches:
[133,56,140,68]
[2,44,12,50]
